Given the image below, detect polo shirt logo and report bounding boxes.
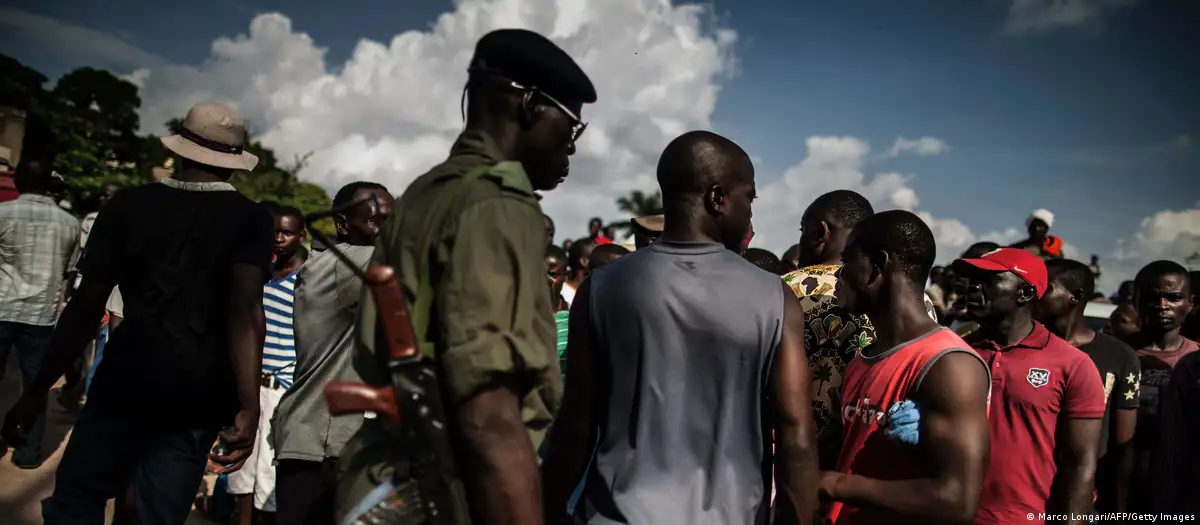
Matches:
[1027,367,1051,388]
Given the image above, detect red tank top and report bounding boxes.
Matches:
[829,328,983,525]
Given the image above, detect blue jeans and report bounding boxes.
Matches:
[0,321,53,465]
[42,401,218,525]
[84,325,107,394]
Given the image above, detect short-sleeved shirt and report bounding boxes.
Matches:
[263,271,298,389]
[272,244,373,461]
[968,322,1106,525]
[0,193,81,325]
[1078,332,1140,457]
[337,131,558,523]
[782,264,938,437]
[78,178,274,429]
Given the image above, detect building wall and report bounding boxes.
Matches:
[0,107,27,167]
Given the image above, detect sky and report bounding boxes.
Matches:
[1,0,1197,293]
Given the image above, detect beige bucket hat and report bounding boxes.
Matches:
[160,102,259,171]
[632,214,664,232]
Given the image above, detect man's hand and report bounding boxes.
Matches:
[819,471,845,501]
[209,409,259,474]
[1,392,49,447]
[884,400,921,445]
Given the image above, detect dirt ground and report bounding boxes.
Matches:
[0,353,220,525]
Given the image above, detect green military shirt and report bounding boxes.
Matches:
[337,130,561,522]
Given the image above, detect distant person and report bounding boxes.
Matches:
[587,217,612,245]
[1127,260,1196,512]
[563,237,596,307]
[631,213,663,249]
[1009,209,1064,260]
[926,265,948,321]
[270,182,394,525]
[1037,259,1140,514]
[2,102,273,521]
[781,243,800,273]
[0,157,81,468]
[743,247,784,275]
[544,213,556,247]
[1112,280,1135,304]
[589,243,629,272]
[953,248,1103,525]
[542,131,819,525]
[822,210,990,524]
[1089,254,1102,281]
[1181,271,1200,341]
[1107,303,1140,341]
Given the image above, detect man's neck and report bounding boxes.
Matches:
[1064,312,1096,347]
[1139,328,1185,352]
[866,284,941,352]
[274,251,305,279]
[173,166,228,184]
[978,309,1035,347]
[565,273,584,289]
[659,208,721,245]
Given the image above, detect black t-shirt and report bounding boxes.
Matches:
[1078,332,1141,457]
[78,180,274,430]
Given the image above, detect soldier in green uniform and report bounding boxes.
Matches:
[337,28,596,525]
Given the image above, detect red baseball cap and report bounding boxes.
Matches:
[955,247,1049,298]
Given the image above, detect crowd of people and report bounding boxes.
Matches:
[1,26,1199,525]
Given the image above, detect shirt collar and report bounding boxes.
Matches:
[968,320,1052,352]
[448,130,504,164]
[17,193,57,205]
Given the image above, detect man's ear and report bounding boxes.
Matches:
[705,184,726,215]
[818,220,831,245]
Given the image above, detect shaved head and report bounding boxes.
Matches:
[656,130,755,251]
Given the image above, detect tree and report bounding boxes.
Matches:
[616,189,663,217]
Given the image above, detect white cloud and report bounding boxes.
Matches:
[1103,207,1200,290]
[120,2,736,242]
[886,136,950,158]
[1003,0,1139,35]
[751,135,1020,263]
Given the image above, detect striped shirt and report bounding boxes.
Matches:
[263,271,298,389]
[555,309,570,381]
[0,194,81,325]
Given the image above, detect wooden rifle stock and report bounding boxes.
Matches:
[324,382,399,425]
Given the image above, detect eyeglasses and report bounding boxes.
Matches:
[509,79,588,143]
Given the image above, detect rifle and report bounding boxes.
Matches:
[306,196,470,525]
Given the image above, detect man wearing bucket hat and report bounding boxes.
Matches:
[2,101,276,524]
[337,28,595,525]
[951,248,1104,525]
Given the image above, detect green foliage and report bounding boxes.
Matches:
[608,189,663,231]
[1,54,333,228]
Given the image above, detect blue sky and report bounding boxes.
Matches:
[2,0,1197,291]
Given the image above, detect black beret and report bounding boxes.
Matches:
[469,28,597,105]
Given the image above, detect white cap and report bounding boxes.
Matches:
[1027,209,1054,229]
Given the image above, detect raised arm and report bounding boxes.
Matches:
[1047,359,1104,523]
[830,351,991,524]
[771,280,819,525]
[438,198,556,525]
[541,277,599,520]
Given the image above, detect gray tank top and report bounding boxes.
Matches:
[577,241,784,525]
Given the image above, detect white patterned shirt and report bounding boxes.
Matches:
[0,194,81,325]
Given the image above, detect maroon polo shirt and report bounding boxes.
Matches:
[968,321,1105,525]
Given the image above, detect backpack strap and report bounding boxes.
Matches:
[410,164,495,359]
